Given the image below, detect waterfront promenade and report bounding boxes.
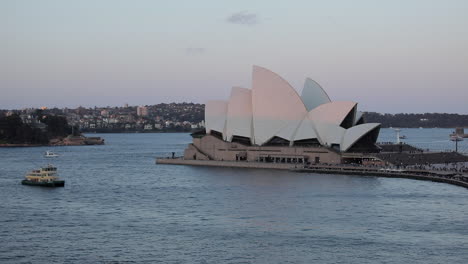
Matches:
[157,158,468,189]
[294,164,468,189]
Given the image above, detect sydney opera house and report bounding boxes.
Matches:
[184,66,381,165]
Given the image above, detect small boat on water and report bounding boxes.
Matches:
[21,165,64,187]
[45,151,59,157]
[399,135,407,139]
[450,135,464,142]
[450,128,468,139]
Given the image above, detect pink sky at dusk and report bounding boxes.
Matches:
[2,0,467,113]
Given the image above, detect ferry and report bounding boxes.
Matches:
[21,165,65,187]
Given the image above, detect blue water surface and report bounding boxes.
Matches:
[0,130,467,263]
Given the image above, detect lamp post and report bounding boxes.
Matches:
[394,128,401,144]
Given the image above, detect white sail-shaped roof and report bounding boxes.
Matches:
[354,111,364,125]
[203,66,381,152]
[341,123,380,152]
[314,122,346,146]
[205,100,228,136]
[225,87,253,142]
[301,78,331,111]
[274,118,306,144]
[251,65,307,145]
[308,101,357,127]
[292,117,318,142]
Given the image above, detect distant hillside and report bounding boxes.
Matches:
[0,112,76,145]
[2,106,467,131]
[362,112,468,128]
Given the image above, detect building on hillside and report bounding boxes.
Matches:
[101,110,109,117]
[137,106,148,117]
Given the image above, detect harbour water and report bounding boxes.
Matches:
[0,129,467,263]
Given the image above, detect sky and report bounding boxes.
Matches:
[1,0,468,113]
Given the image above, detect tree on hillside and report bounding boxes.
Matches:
[0,114,48,144]
[41,115,71,138]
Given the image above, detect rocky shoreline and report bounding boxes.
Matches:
[0,135,104,147]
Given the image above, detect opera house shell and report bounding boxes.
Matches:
[186,66,381,164]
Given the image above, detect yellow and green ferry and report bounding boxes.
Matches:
[21,165,65,187]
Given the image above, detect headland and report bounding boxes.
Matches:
[0,110,104,147]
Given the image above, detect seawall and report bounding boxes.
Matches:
[157,158,293,170]
[293,168,468,189]
[156,158,468,189]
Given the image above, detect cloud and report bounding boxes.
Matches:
[226,11,258,26]
[186,47,206,55]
